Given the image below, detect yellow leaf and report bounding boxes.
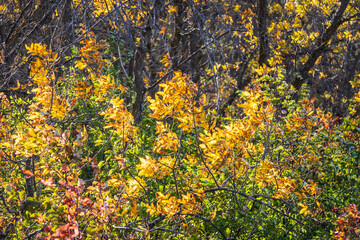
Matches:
[86,85,93,93]
[210,208,217,220]
[75,60,87,69]
[168,5,177,14]
[107,178,122,187]
[28,128,37,137]
[299,206,307,215]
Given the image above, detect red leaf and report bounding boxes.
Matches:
[62,198,72,205]
[70,226,79,238]
[43,223,53,233]
[61,164,70,172]
[59,180,66,186]
[59,223,70,236]
[41,177,56,187]
[82,197,92,207]
[78,178,85,186]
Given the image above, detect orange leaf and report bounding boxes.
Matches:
[23,170,34,178]
[10,81,21,91]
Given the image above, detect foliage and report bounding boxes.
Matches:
[332,204,360,240]
[1,0,360,239]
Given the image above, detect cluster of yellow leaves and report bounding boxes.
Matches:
[104,0,148,29]
[153,131,179,154]
[160,53,171,70]
[199,121,253,176]
[76,30,106,72]
[124,177,146,198]
[26,43,53,58]
[137,155,174,179]
[146,190,204,219]
[73,0,114,16]
[0,93,11,155]
[298,202,312,216]
[285,98,315,132]
[137,156,158,177]
[26,43,69,119]
[148,71,208,132]
[160,88,268,189]
[93,0,114,16]
[73,79,93,99]
[72,30,128,102]
[256,160,296,199]
[238,87,275,125]
[101,97,136,143]
[0,4,6,13]
[168,5,177,14]
[92,73,125,102]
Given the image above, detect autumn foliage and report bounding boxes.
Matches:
[1,0,360,239]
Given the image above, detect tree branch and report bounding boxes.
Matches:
[293,0,350,90]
